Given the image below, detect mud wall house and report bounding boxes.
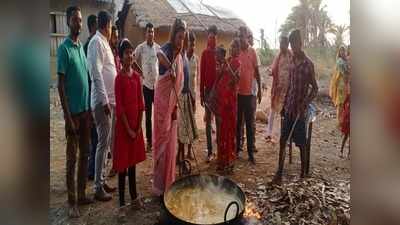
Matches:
[117,0,246,57]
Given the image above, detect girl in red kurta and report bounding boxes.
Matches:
[113,39,146,207]
[215,40,241,172]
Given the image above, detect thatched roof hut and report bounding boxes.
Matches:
[117,0,247,56]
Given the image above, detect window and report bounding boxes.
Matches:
[49,12,68,35]
[49,12,68,56]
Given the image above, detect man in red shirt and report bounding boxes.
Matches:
[236,26,262,165]
[200,25,218,162]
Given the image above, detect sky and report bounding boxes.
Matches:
[202,0,350,49]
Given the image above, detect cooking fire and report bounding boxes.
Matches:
[243,202,262,220]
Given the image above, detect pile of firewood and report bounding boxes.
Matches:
[242,177,350,225]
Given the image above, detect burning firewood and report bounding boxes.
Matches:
[241,177,350,225]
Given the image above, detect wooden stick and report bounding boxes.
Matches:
[158,50,201,175]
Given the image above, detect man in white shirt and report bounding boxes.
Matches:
[87,10,116,201]
[134,22,160,152]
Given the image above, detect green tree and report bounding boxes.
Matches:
[280,0,312,47]
[317,9,332,47]
[279,0,333,48]
[329,24,349,50]
[257,29,275,66]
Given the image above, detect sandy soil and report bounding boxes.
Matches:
[49,70,350,225]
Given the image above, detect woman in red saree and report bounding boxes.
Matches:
[152,19,186,196]
[215,40,241,172]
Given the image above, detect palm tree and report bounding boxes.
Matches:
[309,0,322,46]
[296,0,312,47]
[279,12,297,36]
[317,9,332,47]
[279,0,333,48]
[329,24,349,50]
[279,0,311,47]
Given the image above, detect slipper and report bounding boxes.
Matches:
[131,196,144,209]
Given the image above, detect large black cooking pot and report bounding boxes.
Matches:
[162,174,246,225]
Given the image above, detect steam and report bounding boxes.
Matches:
[165,175,245,224]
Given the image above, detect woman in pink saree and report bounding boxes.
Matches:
[152,19,186,196]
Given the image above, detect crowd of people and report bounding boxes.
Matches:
[54,5,354,219]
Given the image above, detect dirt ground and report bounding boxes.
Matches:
[49,70,350,225]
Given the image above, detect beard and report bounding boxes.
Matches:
[71,28,81,37]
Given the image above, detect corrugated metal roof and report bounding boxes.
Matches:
[128,0,246,33]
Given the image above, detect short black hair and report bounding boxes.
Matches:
[66,6,80,25]
[87,14,97,30]
[145,22,154,29]
[289,29,301,43]
[238,26,248,36]
[208,25,218,35]
[97,11,112,30]
[119,38,134,59]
